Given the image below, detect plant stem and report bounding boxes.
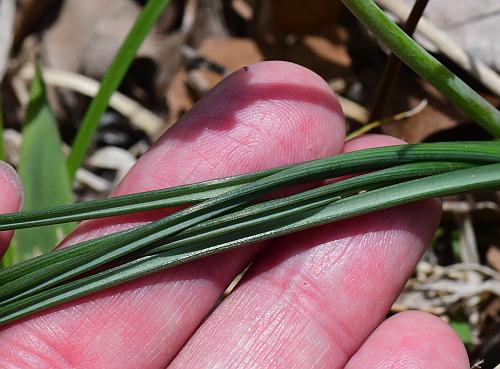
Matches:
[342,0,500,138]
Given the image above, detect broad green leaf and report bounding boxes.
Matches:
[4,67,74,265]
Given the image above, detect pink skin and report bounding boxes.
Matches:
[169,136,446,369]
[345,311,470,369]
[0,162,23,255]
[0,61,468,368]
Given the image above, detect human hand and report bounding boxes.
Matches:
[0,62,469,368]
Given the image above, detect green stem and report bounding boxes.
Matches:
[66,0,171,181]
[341,0,500,138]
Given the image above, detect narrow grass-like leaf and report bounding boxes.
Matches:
[1,161,473,302]
[0,143,499,323]
[66,0,172,181]
[0,141,499,288]
[0,169,282,231]
[341,0,500,137]
[148,162,474,254]
[1,141,500,232]
[1,162,499,325]
[3,67,73,266]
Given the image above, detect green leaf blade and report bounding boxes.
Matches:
[1,141,499,231]
[66,0,172,181]
[5,66,74,265]
[450,320,472,344]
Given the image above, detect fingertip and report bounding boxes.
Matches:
[343,133,405,153]
[218,61,344,109]
[346,311,470,369]
[218,60,346,163]
[386,311,469,356]
[63,61,347,247]
[122,60,347,194]
[0,161,23,202]
[0,161,23,256]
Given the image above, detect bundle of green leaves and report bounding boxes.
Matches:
[0,0,499,328]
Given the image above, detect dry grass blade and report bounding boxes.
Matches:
[342,0,500,137]
[0,0,15,82]
[17,64,164,138]
[346,99,427,140]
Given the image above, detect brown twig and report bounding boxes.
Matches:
[377,0,500,97]
[369,0,429,121]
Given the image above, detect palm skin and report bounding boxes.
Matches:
[0,62,468,368]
